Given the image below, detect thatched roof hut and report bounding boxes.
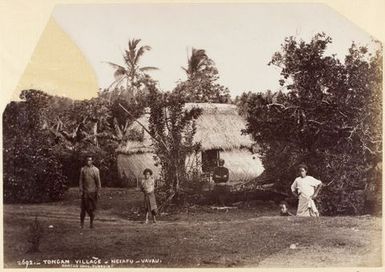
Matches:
[184,103,253,150]
[116,103,264,185]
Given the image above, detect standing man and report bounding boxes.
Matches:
[212,159,230,206]
[291,164,323,217]
[79,156,101,229]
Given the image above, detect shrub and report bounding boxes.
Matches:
[3,131,68,203]
[3,99,68,203]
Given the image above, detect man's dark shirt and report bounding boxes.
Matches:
[213,166,229,183]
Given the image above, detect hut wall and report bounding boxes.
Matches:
[220,150,264,182]
[117,153,161,187]
[117,148,263,187]
[186,149,264,182]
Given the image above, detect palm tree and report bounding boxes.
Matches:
[105,39,158,96]
[182,48,209,79]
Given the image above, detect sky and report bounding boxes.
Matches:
[52,3,374,97]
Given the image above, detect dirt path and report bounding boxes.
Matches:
[4,204,267,226]
[3,188,382,268]
[4,204,129,224]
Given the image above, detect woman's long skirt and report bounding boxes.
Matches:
[297,194,319,217]
[144,192,158,216]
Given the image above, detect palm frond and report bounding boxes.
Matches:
[135,45,152,64]
[105,75,127,92]
[104,61,127,79]
[181,66,188,73]
[104,61,126,71]
[114,69,126,80]
[128,39,141,51]
[140,66,159,72]
[124,50,135,68]
[185,48,208,75]
[126,39,138,66]
[129,50,136,65]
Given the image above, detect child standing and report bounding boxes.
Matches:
[140,168,158,224]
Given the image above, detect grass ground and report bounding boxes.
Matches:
[3,187,382,268]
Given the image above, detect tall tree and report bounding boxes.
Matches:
[242,33,382,215]
[104,38,158,99]
[176,48,231,103]
[145,85,202,203]
[182,48,211,79]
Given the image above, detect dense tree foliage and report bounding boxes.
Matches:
[3,87,148,203]
[3,91,68,203]
[241,33,382,215]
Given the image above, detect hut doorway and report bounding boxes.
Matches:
[202,149,220,173]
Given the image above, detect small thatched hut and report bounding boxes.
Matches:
[116,103,264,186]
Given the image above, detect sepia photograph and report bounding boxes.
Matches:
[1,1,383,269]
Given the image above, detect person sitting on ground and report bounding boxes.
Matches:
[279,201,294,216]
[139,168,158,224]
[212,159,230,206]
[291,164,323,217]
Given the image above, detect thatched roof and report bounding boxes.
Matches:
[187,103,253,150]
[116,103,253,154]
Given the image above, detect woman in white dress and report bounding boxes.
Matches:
[291,164,323,216]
